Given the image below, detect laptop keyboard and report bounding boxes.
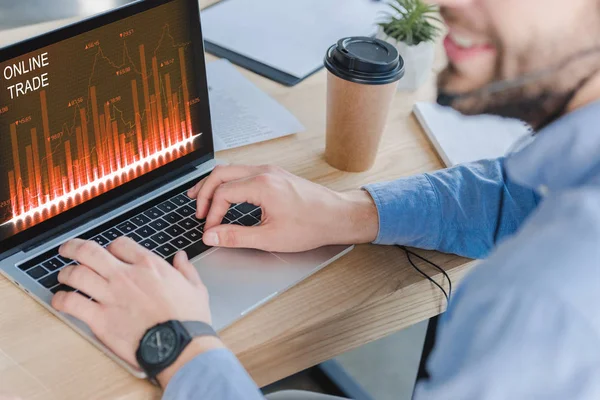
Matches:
[16,186,262,296]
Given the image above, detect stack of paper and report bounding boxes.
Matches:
[413,102,532,167]
[207,59,305,151]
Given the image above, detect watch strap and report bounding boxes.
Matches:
[180,321,219,339]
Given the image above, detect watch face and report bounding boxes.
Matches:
[141,325,178,365]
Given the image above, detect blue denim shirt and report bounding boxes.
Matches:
[163,101,600,400]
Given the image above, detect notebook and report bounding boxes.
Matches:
[201,0,388,86]
[413,102,532,167]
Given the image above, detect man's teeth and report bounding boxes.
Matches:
[450,33,475,49]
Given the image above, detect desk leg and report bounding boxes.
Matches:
[414,316,439,387]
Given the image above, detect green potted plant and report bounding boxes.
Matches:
[376,0,442,91]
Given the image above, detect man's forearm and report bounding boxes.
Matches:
[363,158,540,259]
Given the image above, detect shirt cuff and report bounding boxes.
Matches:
[163,348,263,400]
[364,174,441,248]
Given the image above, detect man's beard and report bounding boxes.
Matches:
[436,48,600,131]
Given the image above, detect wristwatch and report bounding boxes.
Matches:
[136,320,218,381]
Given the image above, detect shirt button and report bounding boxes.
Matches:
[537,185,549,196]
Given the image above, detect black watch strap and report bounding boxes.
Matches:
[180,321,219,338]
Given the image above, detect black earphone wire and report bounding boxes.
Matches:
[399,246,452,304]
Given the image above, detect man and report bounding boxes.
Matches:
[50,0,600,398]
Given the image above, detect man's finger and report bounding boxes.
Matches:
[58,264,111,304]
[172,251,203,286]
[52,291,103,329]
[188,176,208,199]
[59,239,123,279]
[106,236,154,265]
[203,225,268,250]
[204,175,265,229]
[195,165,262,219]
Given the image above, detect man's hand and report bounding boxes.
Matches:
[188,164,379,252]
[51,238,224,387]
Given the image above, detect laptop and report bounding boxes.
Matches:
[0,0,353,378]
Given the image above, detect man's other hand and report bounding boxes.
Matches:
[52,238,223,387]
[188,164,379,252]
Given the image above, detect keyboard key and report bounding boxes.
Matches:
[157,200,177,213]
[135,225,157,238]
[231,220,244,226]
[178,218,197,230]
[18,248,60,271]
[130,214,151,227]
[27,266,47,279]
[171,194,189,207]
[140,239,159,251]
[155,243,178,258]
[51,284,76,294]
[225,208,243,221]
[42,257,64,272]
[176,205,195,218]
[117,221,137,234]
[239,215,260,226]
[187,217,206,226]
[163,212,184,224]
[126,232,144,243]
[171,236,192,250]
[151,232,172,245]
[57,255,71,264]
[79,230,94,240]
[235,202,258,214]
[40,271,60,288]
[172,241,211,264]
[221,216,232,224]
[165,225,185,238]
[143,207,164,219]
[149,218,168,231]
[102,228,123,241]
[91,235,110,246]
[250,207,262,220]
[183,229,202,242]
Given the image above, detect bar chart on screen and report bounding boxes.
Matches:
[0,1,203,236]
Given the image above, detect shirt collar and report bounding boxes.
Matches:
[506,100,600,193]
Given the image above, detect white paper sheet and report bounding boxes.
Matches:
[201,0,388,79]
[413,102,532,167]
[207,59,305,152]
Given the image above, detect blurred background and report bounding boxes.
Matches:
[0,0,133,29]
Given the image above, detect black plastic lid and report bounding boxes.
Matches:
[324,37,405,85]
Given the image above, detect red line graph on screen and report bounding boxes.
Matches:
[4,25,200,227]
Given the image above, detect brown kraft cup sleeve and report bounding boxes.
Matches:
[325,72,398,172]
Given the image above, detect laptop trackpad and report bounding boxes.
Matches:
[191,248,296,330]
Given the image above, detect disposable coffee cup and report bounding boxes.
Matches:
[324,37,404,172]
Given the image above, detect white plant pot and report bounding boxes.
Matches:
[376,27,435,91]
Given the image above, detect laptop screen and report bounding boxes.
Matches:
[0,0,212,248]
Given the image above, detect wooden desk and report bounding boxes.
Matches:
[0,6,476,400]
